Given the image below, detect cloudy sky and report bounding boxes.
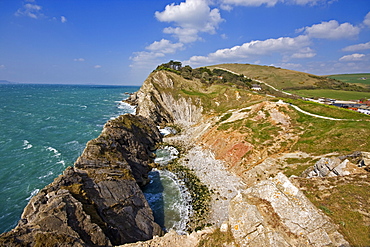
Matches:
[0,0,369,85]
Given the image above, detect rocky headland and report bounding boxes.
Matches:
[0,114,163,246]
[1,65,369,246]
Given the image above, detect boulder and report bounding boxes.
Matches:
[305,157,365,178]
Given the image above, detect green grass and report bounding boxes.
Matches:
[287,89,370,101]
[207,63,319,90]
[283,157,315,177]
[283,98,370,120]
[286,106,370,155]
[296,175,370,247]
[328,73,370,85]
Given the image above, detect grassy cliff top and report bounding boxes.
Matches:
[206,63,368,92]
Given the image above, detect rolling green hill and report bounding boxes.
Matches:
[207,64,365,90]
[328,73,370,86]
[206,63,370,100]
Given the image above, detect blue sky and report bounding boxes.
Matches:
[0,0,369,85]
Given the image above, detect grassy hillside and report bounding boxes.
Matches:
[207,63,318,90]
[328,73,370,85]
[286,89,370,100]
[207,63,362,90]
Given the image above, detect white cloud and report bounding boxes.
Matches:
[130,51,165,65]
[221,33,228,39]
[146,39,184,54]
[74,58,85,62]
[219,0,332,8]
[15,3,42,19]
[220,0,279,7]
[185,35,312,66]
[94,65,102,69]
[291,47,316,58]
[339,53,366,61]
[61,16,67,23]
[342,42,370,52]
[364,11,370,28]
[277,62,303,69]
[299,20,360,39]
[155,0,223,43]
[130,39,184,69]
[0,65,5,69]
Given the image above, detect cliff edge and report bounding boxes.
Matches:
[124,69,369,246]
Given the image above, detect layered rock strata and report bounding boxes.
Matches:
[124,70,352,246]
[0,114,163,246]
[229,173,349,246]
[126,71,203,128]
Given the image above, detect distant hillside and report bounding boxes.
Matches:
[0,80,17,84]
[327,73,370,86]
[206,63,367,92]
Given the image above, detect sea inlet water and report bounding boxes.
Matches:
[144,146,192,234]
[0,84,188,234]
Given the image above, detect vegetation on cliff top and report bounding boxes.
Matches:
[207,63,369,92]
[154,60,252,88]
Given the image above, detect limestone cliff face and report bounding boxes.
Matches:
[124,70,353,246]
[126,71,203,128]
[0,114,163,246]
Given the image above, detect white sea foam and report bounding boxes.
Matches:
[110,101,136,119]
[154,146,179,165]
[26,189,39,201]
[46,146,61,156]
[117,101,136,113]
[22,140,32,150]
[38,171,54,179]
[56,160,66,166]
[158,126,177,136]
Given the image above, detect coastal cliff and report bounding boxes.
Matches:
[1,65,369,246]
[125,68,369,246]
[0,114,163,246]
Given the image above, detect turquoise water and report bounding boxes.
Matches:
[0,84,139,233]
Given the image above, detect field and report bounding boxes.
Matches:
[328,73,370,85]
[287,89,370,100]
[207,63,319,90]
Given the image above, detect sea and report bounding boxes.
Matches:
[0,84,190,234]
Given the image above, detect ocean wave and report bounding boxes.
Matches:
[56,160,66,166]
[154,146,179,165]
[25,189,39,201]
[22,140,32,150]
[46,146,61,157]
[38,171,54,179]
[116,101,136,113]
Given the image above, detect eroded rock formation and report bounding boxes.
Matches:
[126,71,203,128]
[123,70,355,246]
[229,173,349,246]
[0,114,163,246]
